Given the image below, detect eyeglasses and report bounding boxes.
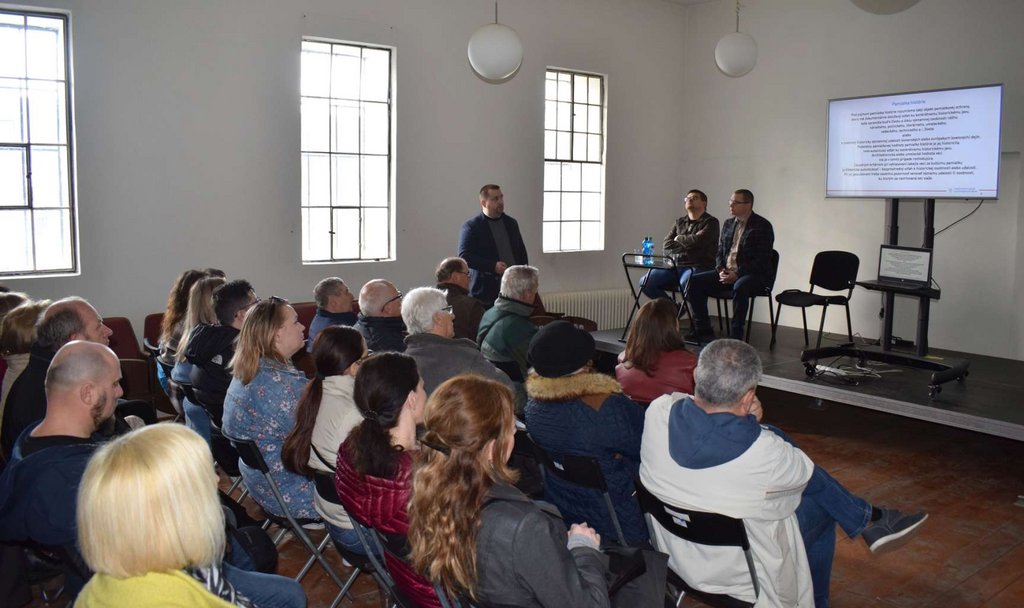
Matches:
[439,305,454,314]
[728,199,752,206]
[453,269,470,276]
[383,291,403,307]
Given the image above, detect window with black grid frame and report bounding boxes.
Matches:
[543,69,605,252]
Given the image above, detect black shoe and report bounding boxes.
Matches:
[684,330,715,345]
[862,508,928,553]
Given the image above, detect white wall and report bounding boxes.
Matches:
[682,0,1024,359]
[5,0,688,332]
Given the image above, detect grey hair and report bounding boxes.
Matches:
[314,277,346,308]
[358,279,398,317]
[37,297,90,349]
[401,287,447,336]
[499,265,539,302]
[693,339,762,407]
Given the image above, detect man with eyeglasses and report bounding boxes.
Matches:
[458,184,530,307]
[640,189,720,302]
[685,189,775,343]
[435,257,486,341]
[353,279,408,353]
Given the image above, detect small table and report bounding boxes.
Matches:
[620,253,683,341]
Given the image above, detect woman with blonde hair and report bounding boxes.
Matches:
[75,424,304,607]
[616,298,697,403]
[409,374,610,607]
[223,297,314,519]
[174,276,226,441]
[0,299,50,420]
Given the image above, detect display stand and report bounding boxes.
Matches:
[800,198,969,398]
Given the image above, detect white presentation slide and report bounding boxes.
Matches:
[826,85,1002,199]
[878,247,931,283]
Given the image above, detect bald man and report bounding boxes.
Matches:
[353,279,407,353]
[0,342,121,550]
[1,297,118,457]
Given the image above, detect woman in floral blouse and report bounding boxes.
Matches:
[223,297,315,519]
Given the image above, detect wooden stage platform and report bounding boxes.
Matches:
[592,322,1024,442]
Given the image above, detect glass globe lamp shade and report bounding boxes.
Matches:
[715,32,758,77]
[467,23,523,82]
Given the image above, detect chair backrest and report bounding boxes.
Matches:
[531,443,607,492]
[142,312,164,352]
[223,433,271,474]
[103,317,145,360]
[489,359,524,383]
[808,250,859,293]
[765,249,781,292]
[635,481,750,550]
[563,315,598,332]
[291,301,318,341]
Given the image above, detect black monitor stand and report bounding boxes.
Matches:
[800,198,969,398]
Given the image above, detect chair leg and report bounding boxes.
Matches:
[603,492,627,546]
[715,299,724,333]
[744,298,755,342]
[814,304,829,352]
[800,308,809,346]
[845,303,854,342]
[770,302,780,349]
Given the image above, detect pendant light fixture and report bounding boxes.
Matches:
[467,2,523,83]
[715,0,757,78]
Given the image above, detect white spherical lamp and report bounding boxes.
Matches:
[850,0,921,15]
[468,22,523,82]
[715,32,758,78]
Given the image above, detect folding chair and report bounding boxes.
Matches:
[710,249,780,343]
[635,480,758,608]
[530,442,627,546]
[222,432,348,606]
[343,510,417,608]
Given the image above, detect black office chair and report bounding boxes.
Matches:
[711,249,780,343]
[530,442,628,546]
[771,250,859,350]
[222,432,349,606]
[635,480,757,608]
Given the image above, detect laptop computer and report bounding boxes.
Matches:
[876,244,933,288]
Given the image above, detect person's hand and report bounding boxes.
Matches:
[495,261,508,275]
[719,269,738,284]
[568,523,601,546]
[747,395,763,422]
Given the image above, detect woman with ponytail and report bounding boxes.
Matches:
[333,353,439,607]
[409,375,610,607]
[282,326,367,553]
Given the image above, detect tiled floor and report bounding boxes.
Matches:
[24,387,1024,607]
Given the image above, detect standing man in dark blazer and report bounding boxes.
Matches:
[686,189,774,342]
[458,184,529,307]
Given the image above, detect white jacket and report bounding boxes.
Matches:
[639,393,815,607]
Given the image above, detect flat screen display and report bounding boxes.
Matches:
[826,84,1002,199]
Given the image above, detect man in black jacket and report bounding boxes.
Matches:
[458,184,529,307]
[686,189,775,342]
[185,280,256,426]
[353,279,407,352]
[435,257,486,341]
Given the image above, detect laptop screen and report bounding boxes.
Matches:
[877,245,932,287]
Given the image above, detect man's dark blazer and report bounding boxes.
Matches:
[458,212,529,306]
[715,211,775,285]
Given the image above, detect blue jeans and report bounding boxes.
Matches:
[686,269,766,338]
[639,266,697,301]
[327,522,368,556]
[222,561,307,608]
[767,426,871,608]
[183,397,213,446]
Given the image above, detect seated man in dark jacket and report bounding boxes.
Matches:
[185,279,256,426]
[435,257,485,342]
[1,297,113,459]
[0,341,121,593]
[354,279,407,353]
[306,277,357,352]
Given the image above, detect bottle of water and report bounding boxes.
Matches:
[642,235,654,265]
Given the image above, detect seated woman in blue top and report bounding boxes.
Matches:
[224,296,316,520]
[524,321,647,546]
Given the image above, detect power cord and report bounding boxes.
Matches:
[934,199,984,237]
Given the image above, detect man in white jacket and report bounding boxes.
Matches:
[640,339,927,607]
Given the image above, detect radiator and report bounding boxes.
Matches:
[541,289,633,330]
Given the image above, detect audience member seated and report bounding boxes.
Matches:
[353,279,407,353]
[186,280,257,429]
[434,257,485,341]
[401,287,513,396]
[477,265,540,385]
[282,326,367,555]
[157,269,207,392]
[524,321,647,546]
[640,339,928,607]
[334,353,439,608]
[1,299,50,426]
[175,276,226,441]
[0,292,27,388]
[75,424,305,608]
[615,299,697,403]
[0,341,122,595]
[1,297,114,459]
[306,277,357,353]
[224,297,317,520]
[409,375,611,607]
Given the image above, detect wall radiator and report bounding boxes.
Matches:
[541,288,633,331]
